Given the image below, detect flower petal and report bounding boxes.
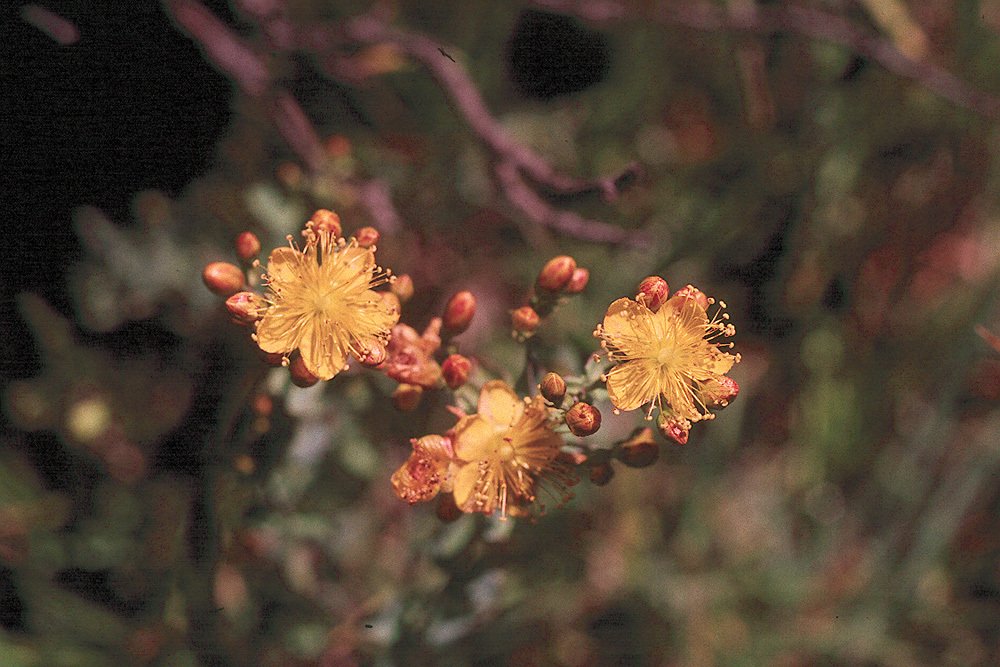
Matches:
[606,359,661,412]
[298,316,345,380]
[602,298,654,358]
[266,247,303,284]
[452,415,497,461]
[452,461,494,513]
[477,380,524,427]
[255,306,305,354]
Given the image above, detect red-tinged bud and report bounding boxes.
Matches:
[435,493,462,522]
[657,413,690,446]
[202,262,245,296]
[565,402,601,437]
[615,427,659,467]
[703,376,739,408]
[391,274,415,303]
[392,383,423,412]
[443,290,476,334]
[225,291,265,324]
[308,209,342,237]
[355,226,379,248]
[539,372,567,406]
[511,306,540,336]
[441,354,472,389]
[235,231,261,261]
[636,276,669,311]
[355,339,387,368]
[289,354,319,388]
[589,462,615,486]
[536,255,578,292]
[564,267,590,294]
[674,284,709,310]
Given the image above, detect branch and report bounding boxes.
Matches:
[531,0,1000,118]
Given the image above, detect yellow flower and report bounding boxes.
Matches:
[450,381,574,517]
[595,286,739,421]
[391,381,576,517]
[253,222,399,380]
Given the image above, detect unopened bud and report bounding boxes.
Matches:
[657,413,690,446]
[703,376,739,408]
[392,383,423,412]
[536,255,578,292]
[289,354,319,388]
[511,306,540,335]
[564,267,590,294]
[225,291,265,324]
[565,402,601,437]
[539,372,566,406]
[391,274,415,303]
[589,462,615,486]
[443,290,476,334]
[615,427,659,467]
[355,339,387,368]
[674,284,709,310]
[355,226,379,248]
[636,276,669,311]
[202,262,245,296]
[235,232,261,261]
[435,493,462,522]
[441,354,472,389]
[309,209,342,237]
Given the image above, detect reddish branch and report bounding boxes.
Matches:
[532,0,1000,118]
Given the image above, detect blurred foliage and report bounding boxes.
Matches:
[5,0,1000,665]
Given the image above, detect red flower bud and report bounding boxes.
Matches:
[443,290,476,334]
[202,262,245,296]
[615,427,659,467]
[589,462,615,486]
[392,383,423,412]
[235,232,261,261]
[565,402,601,437]
[511,306,540,336]
[703,376,739,408]
[289,354,319,388]
[563,267,590,294]
[657,413,690,446]
[355,226,379,249]
[308,209,342,237]
[539,372,567,406]
[536,255,578,292]
[441,354,472,389]
[636,276,669,312]
[225,291,265,324]
[391,274,415,303]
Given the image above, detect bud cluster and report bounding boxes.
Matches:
[509,255,589,341]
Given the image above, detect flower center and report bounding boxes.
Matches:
[656,344,677,367]
[496,436,516,460]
